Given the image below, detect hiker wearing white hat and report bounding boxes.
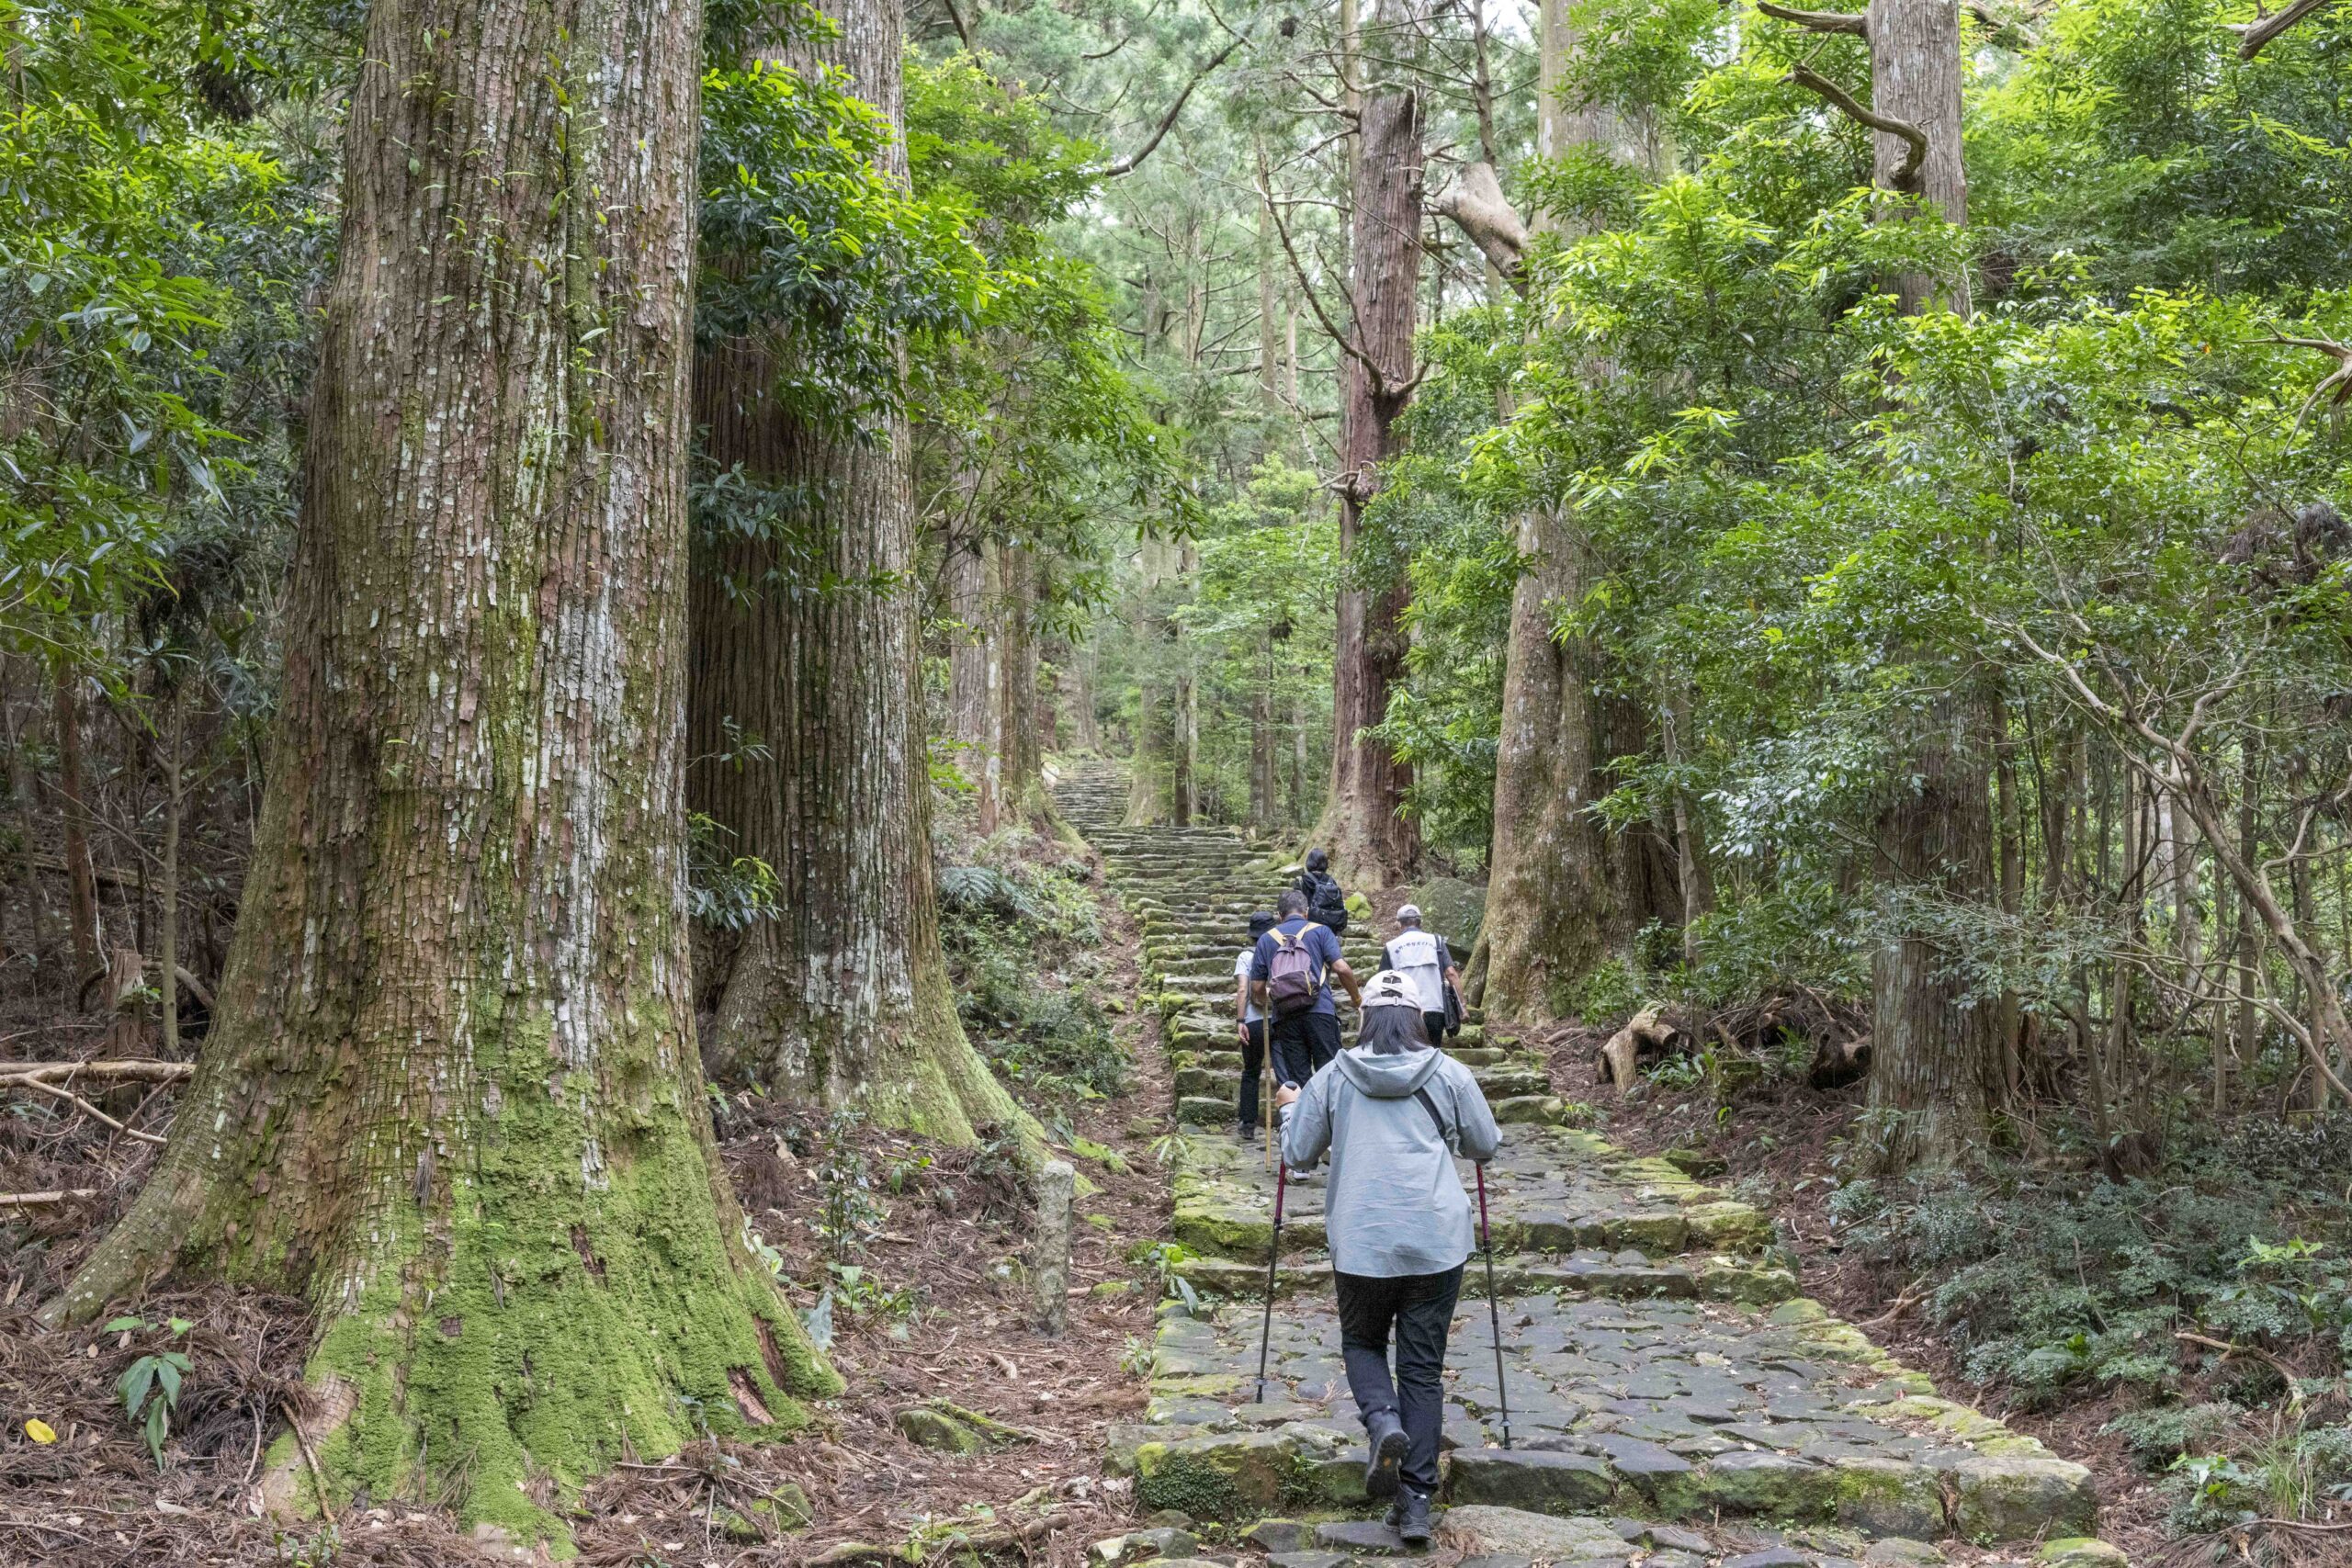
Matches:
[1272,968,1501,1545]
[1382,906,1462,1048]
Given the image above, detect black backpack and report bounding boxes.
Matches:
[1302,871,1350,937]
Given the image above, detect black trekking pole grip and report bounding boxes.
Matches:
[1253,1160,1287,1404]
[1476,1161,1510,1450]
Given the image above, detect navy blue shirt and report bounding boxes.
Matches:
[1250,918,1344,1018]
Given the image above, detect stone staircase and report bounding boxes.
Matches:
[1055,762,2122,1566]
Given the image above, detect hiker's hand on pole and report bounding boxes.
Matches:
[1237,1021,1250,1045]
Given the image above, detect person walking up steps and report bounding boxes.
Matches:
[1233,910,1276,1143]
[1250,888,1361,1100]
[1382,905,1463,1048]
[1274,972,1501,1546]
[1297,847,1351,937]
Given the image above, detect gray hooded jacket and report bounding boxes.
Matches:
[1280,1046,1502,1278]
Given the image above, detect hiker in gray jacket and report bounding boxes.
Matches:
[1273,969,1501,1545]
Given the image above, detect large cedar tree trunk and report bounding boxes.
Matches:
[51,0,837,1535]
[1309,49,1422,888]
[1469,0,1655,1016]
[1862,0,1996,1168]
[690,0,1031,1146]
[1473,503,1619,1015]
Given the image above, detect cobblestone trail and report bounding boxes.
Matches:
[1052,761,2127,1567]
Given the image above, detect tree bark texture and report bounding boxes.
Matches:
[945,530,1004,832]
[1471,504,1618,1016]
[51,665,101,989]
[1867,699,2000,1166]
[5,669,51,986]
[1860,0,1993,1169]
[690,0,1032,1150]
[1250,631,1278,827]
[1470,0,1657,1017]
[51,0,840,1535]
[1124,536,1177,825]
[1311,58,1423,889]
[1867,0,1968,314]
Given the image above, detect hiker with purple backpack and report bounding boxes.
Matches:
[1249,887,1361,1116]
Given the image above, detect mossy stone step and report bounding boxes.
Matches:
[1171,1065,1553,1105]
[1170,1249,1799,1305]
[1116,1296,2099,1545]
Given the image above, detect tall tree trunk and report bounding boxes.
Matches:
[1258,207,1284,424]
[1072,640,1102,751]
[1871,0,1969,315]
[51,0,837,1539]
[158,687,183,1059]
[1291,682,1310,825]
[996,542,1062,829]
[1172,608,1198,827]
[692,0,1033,1146]
[1310,14,1422,888]
[1250,630,1277,827]
[51,663,101,991]
[1469,0,1646,1015]
[1861,0,1994,1169]
[5,666,51,988]
[1125,536,1175,825]
[945,531,1003,832]
[1473,502,1616,1015]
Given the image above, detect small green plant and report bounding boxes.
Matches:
[685,812,782,931]
[886,1150,934,1194]
[1645,1054,1704,1092]
[1120,1335,1152,1376]
[814,1108,885,1265]
[830,1262,922,1336]
[1137,1240,1201,1312]
[107,1314,193,1469]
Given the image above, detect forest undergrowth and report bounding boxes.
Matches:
[0,814,1173,1567]
[1547,1011,2352,1566]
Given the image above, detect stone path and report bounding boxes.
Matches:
[1050,764,2123,1567]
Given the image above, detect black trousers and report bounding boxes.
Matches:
[1421,1010,1449,1047]
[1334,1265,1464,1495]
[1270,1010,1340,1088]
[1238,1019,1267,1127]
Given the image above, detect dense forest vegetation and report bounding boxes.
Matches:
[6,0,2352,1559]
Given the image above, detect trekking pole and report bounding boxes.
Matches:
[1252,1161,1288,1404]
[1475,1161,1511,1450]
[1261,1048,1275,1170]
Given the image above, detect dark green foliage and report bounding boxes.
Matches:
[1832,1154,2352,1534]
[938,851,1125,1104]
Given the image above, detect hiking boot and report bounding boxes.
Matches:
[1393,1488,1433,1546]
[1363,1410,1407,1499]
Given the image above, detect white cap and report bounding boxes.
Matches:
[1363,970,1421,1010]
[1396,904,1422,923]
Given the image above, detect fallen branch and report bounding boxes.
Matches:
[2176,1331,2308,1398]
[0,1060,194,1085]
[2230,0,2336,59]
[0,1190,101,1208]
[12,1076,168,1145]
[1856,1280,1928,1330]
[284,1400,339,1527]
[1784,63,1928,193]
